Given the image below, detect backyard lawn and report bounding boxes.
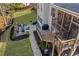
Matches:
[0,8,37,56]
[14,8,37,24]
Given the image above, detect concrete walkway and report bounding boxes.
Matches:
[29,25,42,56]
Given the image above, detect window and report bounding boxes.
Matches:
[57,10,63,26]
[51,8,56,27]
[63,13,71,31]
[41,7,42,12]
[38,16,42,24]
[68,23,78,39]
[60,28,69,39]
[51,8,55,17]
[52,17,56,27]
[54,10,79,40]
[56,24,61,32]
[73,16,79,24]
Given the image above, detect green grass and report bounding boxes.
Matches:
[14,8,37,24]
[0,8,37,56]
[5,38,33,56]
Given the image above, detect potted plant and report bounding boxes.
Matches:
[39,41,45,51]
[44,48,49,56]
[32,21,37,25]
[39,41,49,55]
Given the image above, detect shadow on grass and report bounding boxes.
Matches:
[10,34,29,41]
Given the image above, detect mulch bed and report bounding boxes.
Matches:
[33,31,41,44]
[10,26,29,41]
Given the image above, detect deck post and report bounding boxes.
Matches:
[46,42,48,48]
[52,43,55,56]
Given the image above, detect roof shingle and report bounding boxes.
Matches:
[55,3,79,13]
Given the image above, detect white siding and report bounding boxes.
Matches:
[37,3,52,31]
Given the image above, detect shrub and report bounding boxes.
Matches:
[39,41,46,49]
[32,21,37,25]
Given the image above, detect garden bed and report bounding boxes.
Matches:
[10,26,29,41]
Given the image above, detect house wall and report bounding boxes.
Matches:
[37,3,52,31]
[37,3,44,28]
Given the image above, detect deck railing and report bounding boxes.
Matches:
[36,23,50,40]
